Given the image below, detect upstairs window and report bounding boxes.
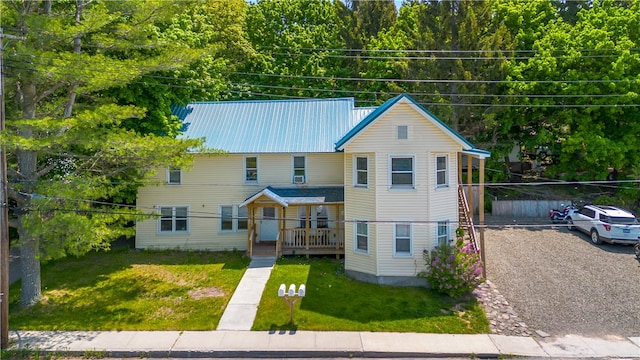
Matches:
[397,125,408,140]
[245,156,258,183]
[390,155,415,188]
[293,155,306,183]
[167,167,181,185]
[355,155,368,187]
[436,155,448,188]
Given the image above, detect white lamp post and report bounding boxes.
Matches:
[278,283,306,324]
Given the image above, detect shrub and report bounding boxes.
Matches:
[419,228,483,298]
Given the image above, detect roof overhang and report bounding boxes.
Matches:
[240,186,344,208]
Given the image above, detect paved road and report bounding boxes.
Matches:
[484,221,640,337]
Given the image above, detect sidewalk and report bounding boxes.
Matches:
[8,256,640,358]
[9,330,640,358]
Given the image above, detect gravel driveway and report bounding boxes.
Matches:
[484,221,640,337]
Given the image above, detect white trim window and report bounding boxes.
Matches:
[389,155,415,189]
[436,155,448,188]
[244,156,258,183]
[158,206,189,234]
[220,205,248,232]
[292,155,306,183]
[397,125,408,140]
[354,220,369,253]
[167,167,181,185]
[437,220,450,247]
[393,222,412,256]
[354,155,368,187]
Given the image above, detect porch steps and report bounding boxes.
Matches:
[216,257,275,331]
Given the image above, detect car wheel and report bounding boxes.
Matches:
[590,229,602,245]
[566,217,575,231]
[634,244,640,259]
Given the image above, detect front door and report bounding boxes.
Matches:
[260,207,278,241]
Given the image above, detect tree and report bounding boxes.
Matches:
[500,0,640,179]
[236,0,347,99]
[2,0,205,306]
[104,0,251,137]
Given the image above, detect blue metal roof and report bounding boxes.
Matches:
[173,98,374,153]
[172,94,489,158]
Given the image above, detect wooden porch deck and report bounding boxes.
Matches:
[249,228,345,259]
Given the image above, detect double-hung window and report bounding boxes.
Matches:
[437,220,450,247]
[158,206,188,233]
[167,167,181,185]
[293,155,306,183]
[355,220,369,253]
[436,155,448,188]
[355,155,368,187]
[220,205,248,232]
[390,155,415,188]
[394,222,412,256]
[244,156,258,183]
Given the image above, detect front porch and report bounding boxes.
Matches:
[241,186,345,259]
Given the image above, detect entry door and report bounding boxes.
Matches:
[260,207,278,241]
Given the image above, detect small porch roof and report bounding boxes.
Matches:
[240,186,344,208]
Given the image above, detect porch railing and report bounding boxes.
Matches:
[281,228,343,249]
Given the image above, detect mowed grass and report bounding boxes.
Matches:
[253,257,490,333]
[9,248,250,330]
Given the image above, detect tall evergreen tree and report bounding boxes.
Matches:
[1,0,204,306]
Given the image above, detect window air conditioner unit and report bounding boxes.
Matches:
[293,175,305,184]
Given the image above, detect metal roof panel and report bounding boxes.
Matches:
[174,98,374,153]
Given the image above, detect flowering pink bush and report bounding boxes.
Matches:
[419,228,483,297]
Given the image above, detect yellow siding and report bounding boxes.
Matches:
[343,153,377,275]
[136,153,344,250]
[343,103,461,277]
[307,153,344,185]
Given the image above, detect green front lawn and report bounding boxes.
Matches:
[10,250,488,334]
[253,257,489,333]
[9,248,250,330]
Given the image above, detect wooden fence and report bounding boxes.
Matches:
[491,200,572,218]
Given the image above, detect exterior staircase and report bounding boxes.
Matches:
[458,185,479,252]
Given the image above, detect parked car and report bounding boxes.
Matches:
[566,204,640,245]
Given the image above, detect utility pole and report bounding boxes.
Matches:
[0,27,24,350]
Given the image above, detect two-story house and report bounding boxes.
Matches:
[135,94,490,285]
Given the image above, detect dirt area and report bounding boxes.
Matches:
[482,217,640,337]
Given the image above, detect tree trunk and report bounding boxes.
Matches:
[17,80,41,306]
[18,226,41,307]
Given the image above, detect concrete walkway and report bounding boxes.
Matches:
[216,256,276,331]
[9,330,640,358]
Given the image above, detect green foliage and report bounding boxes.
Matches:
[499,0,640,179]
[419,228,483,298]
[9,250,250,330]
[2,0,210,306]
[253,257,489,333]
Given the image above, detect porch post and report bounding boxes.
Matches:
[479,157,487,278]
[457,152,462,183]
[248,205,254,257]
[305,205,310,257]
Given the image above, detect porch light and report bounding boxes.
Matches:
[278,283,306,324]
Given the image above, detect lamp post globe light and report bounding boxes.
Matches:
[278,283,305,324]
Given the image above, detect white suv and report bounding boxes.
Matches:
[566,205,640,245]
